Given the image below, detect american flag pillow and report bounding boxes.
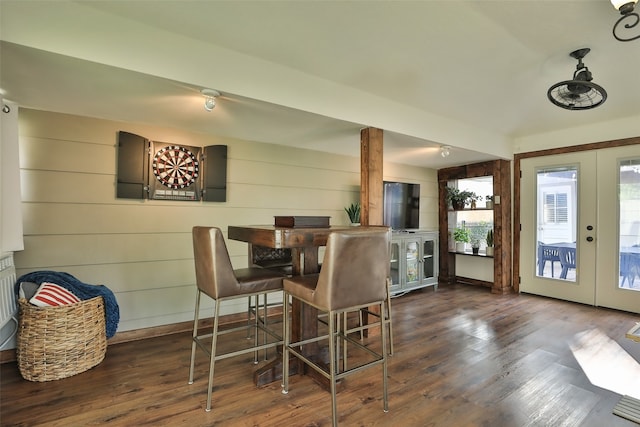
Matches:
[29,282,80,307]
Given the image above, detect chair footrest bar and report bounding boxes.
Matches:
[194,337,283,362]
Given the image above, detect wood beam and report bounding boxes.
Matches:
[360,127,384,226]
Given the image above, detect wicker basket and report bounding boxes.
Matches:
[17,296,107,382]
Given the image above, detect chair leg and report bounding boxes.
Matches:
[380,301,389,413]
[281,292,290,394]
[188,290,202,385]
[262,293,269,361]
[328,311,339,427]
[385,287,394,356]
[250,295,259,363]
[206,299,220,412]
[341,312,347,372]
[247,295,253,338]
[250,292,271,363]
[560,266,568,279]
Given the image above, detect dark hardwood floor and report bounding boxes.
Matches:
[2,284,639,426]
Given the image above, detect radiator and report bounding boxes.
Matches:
[0,253,18,349]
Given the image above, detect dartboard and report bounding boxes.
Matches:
[152,145,200,189]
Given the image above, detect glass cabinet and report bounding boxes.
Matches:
[389,231,438,295]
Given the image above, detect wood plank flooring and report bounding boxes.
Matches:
[2,284,639,426]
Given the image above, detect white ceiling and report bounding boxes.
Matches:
[1,0,639,168]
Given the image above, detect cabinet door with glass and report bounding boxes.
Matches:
[422,237,437,288]
[390,231,439,295]
[404,238,421,288]
[389,239,402,294]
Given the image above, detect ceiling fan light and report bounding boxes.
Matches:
[547,48,607,110]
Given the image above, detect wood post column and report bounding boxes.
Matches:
[360,127,384,226]
[360,127,384,334]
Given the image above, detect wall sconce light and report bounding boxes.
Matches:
[611,0,640,42]
[201,89,220,111]
[440,146,451,158]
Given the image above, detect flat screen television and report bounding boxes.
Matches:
[383,181,420,230]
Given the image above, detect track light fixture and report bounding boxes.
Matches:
[440,146,451,158]
[201,89,220,111]
[611,0,640,42]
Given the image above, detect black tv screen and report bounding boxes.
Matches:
[383,181,420,230]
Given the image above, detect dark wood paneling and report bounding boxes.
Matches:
[438,160,512,293]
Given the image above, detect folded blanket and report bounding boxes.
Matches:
[15,271,120,338]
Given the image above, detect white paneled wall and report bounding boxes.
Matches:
[13,109,437,337]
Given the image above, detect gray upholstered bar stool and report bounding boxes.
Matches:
[281,227,391,426]
[189,226,285,412]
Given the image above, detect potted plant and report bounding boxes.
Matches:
[344,202,361,225]
[486,229,494,256]
[445,187,479,211]
[453,227,470,252]
[485,195,494,209]
[470,238,481,255]
[468,225,486,255]
[469,193,483,210]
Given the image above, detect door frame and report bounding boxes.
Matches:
[513,136,640,293]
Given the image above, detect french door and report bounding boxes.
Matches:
[520,145,640,314]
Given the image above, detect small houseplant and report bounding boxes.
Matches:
[469,193,483,210]
[445,187,479,211]
[470,237,482,255]
[467,222,491,255]
[453,227,470,252]
[485,195,494,209]
[486,229,494,256]
[469,226,486,255]
[344,202,361,225]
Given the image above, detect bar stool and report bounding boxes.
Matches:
[189,226,285,412]
[281,227,391,426]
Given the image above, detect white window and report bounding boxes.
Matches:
[544,192,568,224]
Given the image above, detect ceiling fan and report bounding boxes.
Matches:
[547,48,607,111]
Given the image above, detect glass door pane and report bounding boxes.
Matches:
[389,240,401,293]
[405,240,419,285]
[619,159,640,291]
[536,167,577,282]
[423,239,434,280]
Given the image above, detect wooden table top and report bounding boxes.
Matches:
[228,225,371,248]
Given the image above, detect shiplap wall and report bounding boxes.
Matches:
[13,109,437,336]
